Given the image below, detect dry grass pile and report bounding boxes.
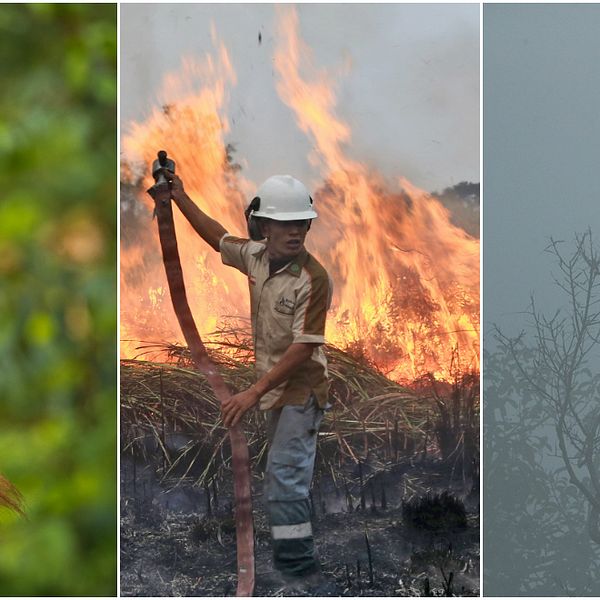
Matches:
[120,330,429,487]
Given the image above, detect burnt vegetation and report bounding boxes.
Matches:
[120,329,479,596]
[120,137,479,596]
[403,492,468,533]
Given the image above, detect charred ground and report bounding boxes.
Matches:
[120,341,479,596]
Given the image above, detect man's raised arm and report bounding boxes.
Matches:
[168,172,227,252]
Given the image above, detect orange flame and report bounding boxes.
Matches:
[120,9,479,382]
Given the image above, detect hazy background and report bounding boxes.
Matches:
[121,3,479,194]
[484,4,600,340]
[484,4,600,595]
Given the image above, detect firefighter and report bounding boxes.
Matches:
[167,173,333,585]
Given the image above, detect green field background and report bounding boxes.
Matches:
[0,4,117,595]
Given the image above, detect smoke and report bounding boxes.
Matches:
[121,4,479,194]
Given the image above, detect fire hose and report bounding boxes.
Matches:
[147,151,255,596]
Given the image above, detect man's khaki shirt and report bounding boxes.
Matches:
[220,234,332,411]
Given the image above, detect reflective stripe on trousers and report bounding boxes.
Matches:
[265,394,325,576]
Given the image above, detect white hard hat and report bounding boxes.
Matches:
[250,175,318,221]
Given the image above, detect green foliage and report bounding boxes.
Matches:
[0,4,116,595]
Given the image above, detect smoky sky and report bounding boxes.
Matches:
[484,4,600,342]
[484,8,600,595]
[121,3,479,194]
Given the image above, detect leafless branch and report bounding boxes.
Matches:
[499,230,600,544]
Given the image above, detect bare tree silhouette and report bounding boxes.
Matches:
[496,230,600,544]
[485,231,600,595]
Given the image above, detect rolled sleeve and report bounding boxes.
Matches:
[292,274,331,344]
[219,234,251,275]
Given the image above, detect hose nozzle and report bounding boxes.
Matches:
[151,150,176,185]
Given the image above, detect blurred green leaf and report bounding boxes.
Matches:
[0,3,116,595]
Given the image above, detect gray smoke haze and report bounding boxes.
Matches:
[484,4,600,341]
[484,6,600,596]
[121,3,479,193]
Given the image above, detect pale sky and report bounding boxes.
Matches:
[121,3,480,194]
[484,4,600,341]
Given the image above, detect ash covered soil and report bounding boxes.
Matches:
[120,457,479,597]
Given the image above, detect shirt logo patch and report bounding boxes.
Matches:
[274,296,295,315]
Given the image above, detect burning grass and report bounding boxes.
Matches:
[120,7,480,383]
[120,329,479,491]
[120,331,480,597]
